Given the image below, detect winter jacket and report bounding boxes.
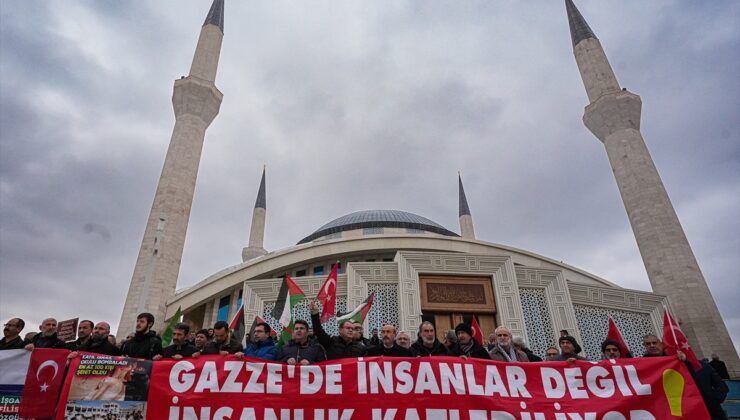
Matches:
[30,332,67,349]
[489,345,529,362]
[368,343,414,357]
[244,339,278,361]
[311,313,366,360]
[202,337,244,355]
[121,330,163,359]
[522,348,542,362]
[80,336,121,356]
[450,340,491,360]
[0,336,25,350]
[688,361,729,420]
[411,338,450,357]
[277,339,326,364]
[163,342,199,358]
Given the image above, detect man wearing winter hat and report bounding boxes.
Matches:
[555,335,588,361]
[450,323,490,360]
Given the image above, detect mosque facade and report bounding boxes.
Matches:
[117,0,739,371]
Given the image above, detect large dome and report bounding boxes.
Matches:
[297,209,459,244]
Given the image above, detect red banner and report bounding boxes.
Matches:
[139,355,708,419]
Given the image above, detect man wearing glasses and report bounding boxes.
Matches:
[544,346,560,361]
[244,322,278,361]
[1,318,25,350]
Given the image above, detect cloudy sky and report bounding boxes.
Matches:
[1,1,738,348]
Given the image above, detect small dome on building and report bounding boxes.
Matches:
[297,209,459,244]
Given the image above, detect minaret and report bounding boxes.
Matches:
[566,0,739,371]
[117,0,225,337]
[458,173,475,240]
[242,167,268,261]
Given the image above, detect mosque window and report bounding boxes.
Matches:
[313,266,324,275]
[363,227,384,235]
[406,228,425,234]
[217,296,230,321]
[295,269,307,277]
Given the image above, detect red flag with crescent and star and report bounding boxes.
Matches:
[471,316,484,345]
[19,347,70,418]
[316,262,339,323]
[662,307,702,371]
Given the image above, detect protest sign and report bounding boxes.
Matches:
[56,318,79,342]
[56,353,151,420]
[141,355,709,419]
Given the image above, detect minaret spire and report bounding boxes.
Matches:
[458,172,475,240]
[243,167,268,261]
[117,0,225,337]
[566,0,620,103]
[566,0,739,372]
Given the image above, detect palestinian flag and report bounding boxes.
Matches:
[271,275,306,346]
[230,304,246,346]
[336,292,375,326]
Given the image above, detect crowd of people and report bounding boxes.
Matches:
[1,303,732,419]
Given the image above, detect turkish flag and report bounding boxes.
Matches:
[662,308,702,371]
[470,316,484,345]
[316,262,339,323]
[19,347,70,418]
[606,316,632,358]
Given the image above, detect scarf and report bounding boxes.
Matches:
[497,344,518,362]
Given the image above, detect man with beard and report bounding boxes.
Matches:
[277,320,326,364]
[156,323,198,359]
[395,331,413,350]
[411,322,449,356]
[67,320,94,351]
[489,326,529,362]
[601,339,622,360]
[450,323,490,360]
[69,322,120,357]
[1,318,25,350]
[352,321,373,349]
[368,325,414,357]
[121,313,163,360]
[202,321,244,355]
[25,318,66,350]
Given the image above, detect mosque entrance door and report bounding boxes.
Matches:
[418,275,497,342]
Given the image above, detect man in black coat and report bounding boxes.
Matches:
[368,325,414,357]
[156,323,198,360]
[450,323,490,360]
[1,318,26,350]
[411,321,449,356]
[202,321,244,355]
[120,313,163,360]
[25,318,67,350]
[310,301,366,360]
[278,320,326,364]
[67,320,94,351]
[76,322,120,356]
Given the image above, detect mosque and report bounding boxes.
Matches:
[116,0,739,368]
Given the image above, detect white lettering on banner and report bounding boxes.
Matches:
[325,364,342,394]
[222,361,243,392]
[540,365,652,400]
[416,362,441,394]
[300,366,322,394]
[245,362,265,393]
[439,363,465,394]
[266,363,283,394]
[170,361,196,393]
[504,366,530,398]
[194,362,220,392]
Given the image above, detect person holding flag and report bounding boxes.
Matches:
[663,307,729,419]
[309,300,366,360]
[272,275,306,346]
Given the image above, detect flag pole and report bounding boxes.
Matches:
[663,303,680,348]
